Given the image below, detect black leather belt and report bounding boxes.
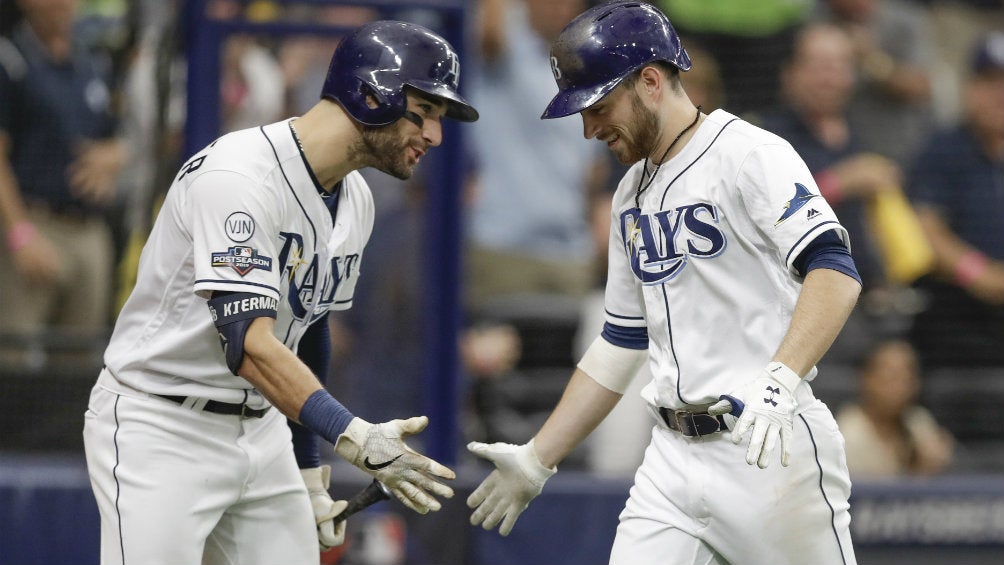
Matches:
[155,394,270,419]
[657,407,728,437]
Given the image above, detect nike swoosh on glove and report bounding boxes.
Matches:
[334,416,455,514]
[709,362,803,469]
[466,439,556,536]
[300,465,348,551]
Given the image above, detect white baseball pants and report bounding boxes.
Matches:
[83,381,317,565]
[609,398,856,565]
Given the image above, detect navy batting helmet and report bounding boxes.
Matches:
[541,1,691,119]
[322,20,479,126]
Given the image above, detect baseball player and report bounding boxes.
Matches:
[466,3,861,565]
[82,21,478,565]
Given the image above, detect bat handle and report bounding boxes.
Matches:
[331,479,392,524]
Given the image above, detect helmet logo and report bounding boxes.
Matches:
[444,51,461,86]
[550,56,562,80]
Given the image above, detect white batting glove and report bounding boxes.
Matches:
[300,465,348,551]
[466,439,556,536]
[334,416,455,514]
[709,362,803,469]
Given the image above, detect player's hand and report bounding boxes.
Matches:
[11,232,62,284]
[709,362,802,469]
[466,439,556,536]
[334,416,455,514]
[300,465,348,551]
[67,139,125,205]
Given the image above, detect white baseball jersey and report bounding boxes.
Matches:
[603,109,848,410]
[102,119,373,401]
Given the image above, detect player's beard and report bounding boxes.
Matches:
[357,123,415,180]
[622,92,662,165]
[610,93,661,165]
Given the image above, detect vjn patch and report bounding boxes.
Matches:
[211,246,273,277]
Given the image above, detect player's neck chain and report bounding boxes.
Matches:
[634,105,702,209]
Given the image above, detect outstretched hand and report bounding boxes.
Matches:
[466,439,556,536]
[334,416,455,514]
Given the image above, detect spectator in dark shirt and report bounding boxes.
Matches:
[908,31,1004,367]
[757,22,901,291]
[0,0,125,367]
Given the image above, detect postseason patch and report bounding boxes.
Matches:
[211,246,273,277]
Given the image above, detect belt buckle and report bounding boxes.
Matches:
[674,410,699,437]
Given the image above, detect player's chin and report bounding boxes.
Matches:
[610,146,640,166]
[377,160,414,181]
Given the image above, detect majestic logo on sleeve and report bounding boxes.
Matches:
[211,246,273,277]
[620,203,727,285]
[775,183,819,225]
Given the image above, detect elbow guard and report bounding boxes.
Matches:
[577,336,648,394]
[207,292,278,374]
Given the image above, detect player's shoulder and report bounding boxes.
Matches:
[185,120,295,185]
[707,109,794,151]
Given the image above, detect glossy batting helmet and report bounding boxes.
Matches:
[322,20,479,126]
[541,1,691,119]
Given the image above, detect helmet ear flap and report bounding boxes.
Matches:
[334,76,406,126]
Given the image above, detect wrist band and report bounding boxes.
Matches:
[954,251,988,288]
[6,220,37,252]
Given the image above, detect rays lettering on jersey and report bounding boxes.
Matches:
[620,203,727,285]
[278,231,359,323]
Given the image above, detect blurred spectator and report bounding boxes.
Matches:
[678,42,726,113]
[112,0,186,310]
[206,0,285,132]
[836,339,954,478]
[908,30,1004,368]
[278,5,377,117]
[464,0,607,309]
[815,0,936,167]
[756,23,931,362]
[924,0,1004,125]
[658,0,812,115]
[757,23,900,293]
[0,0,125,367]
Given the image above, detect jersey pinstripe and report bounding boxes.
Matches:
[603,110,849,409]
[103,119,373,401]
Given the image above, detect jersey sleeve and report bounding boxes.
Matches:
[602,197,648,349]
[187,170,284,300]
[736,142,850,276]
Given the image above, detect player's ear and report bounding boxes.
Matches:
[637,65,663,99]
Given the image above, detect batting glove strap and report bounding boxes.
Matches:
[514,439,557,486]
[334,416,456,515]
[764,361,802,394]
